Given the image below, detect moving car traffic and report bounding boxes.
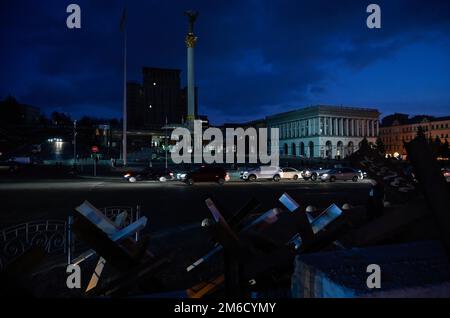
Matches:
[240,166,282,182]
[0,161,19,173]
[184,166,230,185]
[124,167,174,183]
[319,167,360,182]
[280,167,302,180]
[302,167,330,181]
[442,167,450,178]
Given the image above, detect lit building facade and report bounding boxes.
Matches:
[266,105,380,158]
[380,116,450,157]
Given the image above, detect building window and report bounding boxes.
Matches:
[309,141,314,158]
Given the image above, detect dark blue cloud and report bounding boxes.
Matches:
[1,0,449,124]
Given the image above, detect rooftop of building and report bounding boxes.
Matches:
[266,104,380,121]
[381,113,450,127]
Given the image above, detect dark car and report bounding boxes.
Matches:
[0,161,19,173]
[442,167,450,178]
[184,166,230,185]
[124,167,174,182]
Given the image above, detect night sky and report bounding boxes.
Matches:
[1,0,449,125]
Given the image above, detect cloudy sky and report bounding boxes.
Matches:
[1,0,449,124]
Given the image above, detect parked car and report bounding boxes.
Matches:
[241,166,282,182]
[124,167,174,183]
[0,161,19,173]
[320,168,360,182]
[280,167,302,180]
[442,167,450,178]
[302,167,330,181]
[184,166,230,185]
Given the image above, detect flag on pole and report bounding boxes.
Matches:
[119,8,127,32]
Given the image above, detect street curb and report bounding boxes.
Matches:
[78,175,123,181]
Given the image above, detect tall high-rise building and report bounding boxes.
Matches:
[126,82,145,129]
[127,67,198,130]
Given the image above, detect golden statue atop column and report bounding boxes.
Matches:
[185,10,198,48]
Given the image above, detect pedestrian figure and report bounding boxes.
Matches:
[366,175,385,220]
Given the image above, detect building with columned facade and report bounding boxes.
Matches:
[266,105,380,158]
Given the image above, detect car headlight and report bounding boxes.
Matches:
[322,174,329,177]
[124,174,131,178]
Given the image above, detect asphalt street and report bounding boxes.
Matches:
[0,178,372,231]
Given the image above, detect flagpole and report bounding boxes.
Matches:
[165,117,168,169]
[122,23,127,166]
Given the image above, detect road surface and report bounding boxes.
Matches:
[0,178,372,231]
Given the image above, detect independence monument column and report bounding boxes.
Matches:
[185,10,198,129]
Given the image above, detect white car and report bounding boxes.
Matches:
[280,167,302,180]
[241,166,282,182]
[302,167,330,181]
